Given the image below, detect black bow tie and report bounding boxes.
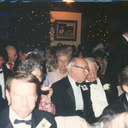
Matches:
[0,70,3,73]
[76,82,82,86]
[14,119,32,125]
[82,80,97,86]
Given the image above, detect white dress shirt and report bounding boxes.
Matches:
[126,94,128,102]
[86,77,108,117]
[6,62,14,70]
[0,68,5,99]
[68,75,84,111]
[9,106,32,128]
[122,34,128,42]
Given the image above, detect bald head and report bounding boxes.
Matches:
[5,45,17,63]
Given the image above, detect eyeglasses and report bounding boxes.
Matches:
[74,65,89,71]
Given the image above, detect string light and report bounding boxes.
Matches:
[62,0,75,3]
[87,12,109,46]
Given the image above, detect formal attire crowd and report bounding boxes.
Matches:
[1,37,128,128]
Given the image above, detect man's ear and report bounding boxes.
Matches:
[97,66,99,71]
[122,85,128,92]
[6,89,10,105]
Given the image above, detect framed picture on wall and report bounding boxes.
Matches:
[55,20,77,41]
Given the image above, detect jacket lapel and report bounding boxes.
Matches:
[6,122,13,128]
[123,94,128,111]
[65,77,75,106]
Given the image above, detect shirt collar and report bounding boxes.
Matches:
[68,75,76,84]
[126,94,128,102]
[0,67,3,72]
[9,106,32,125]
[122,35,128,42]
[86,77,98,82]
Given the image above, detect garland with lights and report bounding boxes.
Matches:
[14,5,51,50]
[86,12,110,47]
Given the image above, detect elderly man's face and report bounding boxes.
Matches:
[8,47,17,62]
[71,59,89,83]
[6,79,38,119]
[87,62,98,82]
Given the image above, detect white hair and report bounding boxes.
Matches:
[67,58,77,72]
[84,57,98,69]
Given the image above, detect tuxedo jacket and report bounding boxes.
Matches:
[0,65,12,111]
[5,59,20,73]
[51,76,96,124]
[0,107,56,128]
[102,93,128,116]
[2,64,12,83]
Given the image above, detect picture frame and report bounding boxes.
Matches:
[55,20,77,41]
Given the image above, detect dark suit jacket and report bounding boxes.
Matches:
[3,64,12,83]
[102,93,128,116]
[51,76,96,124]
[103,36,128,104]
[0,65,12,111]
[0,107,56,128]
[5,59,20,73]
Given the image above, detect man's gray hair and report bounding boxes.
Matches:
[84,57,98,68]
[67,58,77,72]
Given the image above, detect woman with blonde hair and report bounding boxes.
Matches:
[44,48,72,84]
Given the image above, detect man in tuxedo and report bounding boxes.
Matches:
[51,57,96,124]
[102,65,128,116]
[84,57,108,118]
[0,71,56,128]
[0,47,12,111]
[5,45,19,73]
[103,28,128,104]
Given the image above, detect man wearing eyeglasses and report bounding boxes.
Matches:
[51,57,96,124]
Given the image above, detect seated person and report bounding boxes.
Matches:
[102,65,128,116]
[5,45,18,73]
[0,47,12,111]
[17,59,55,115]
[84,57,108,118]
[51,58,96,124]
[0,71,56,128]
[44,48,72,84]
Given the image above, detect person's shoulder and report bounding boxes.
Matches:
[33,109,53,117]
[32,109,55,125]
[0,107,9,122]
[102,93,125,115]
[48,70,57,76]
[52,76,68,87]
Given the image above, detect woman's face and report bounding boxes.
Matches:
[45,50,51,59]
[57,56,69,71]
[31,68,42,82]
